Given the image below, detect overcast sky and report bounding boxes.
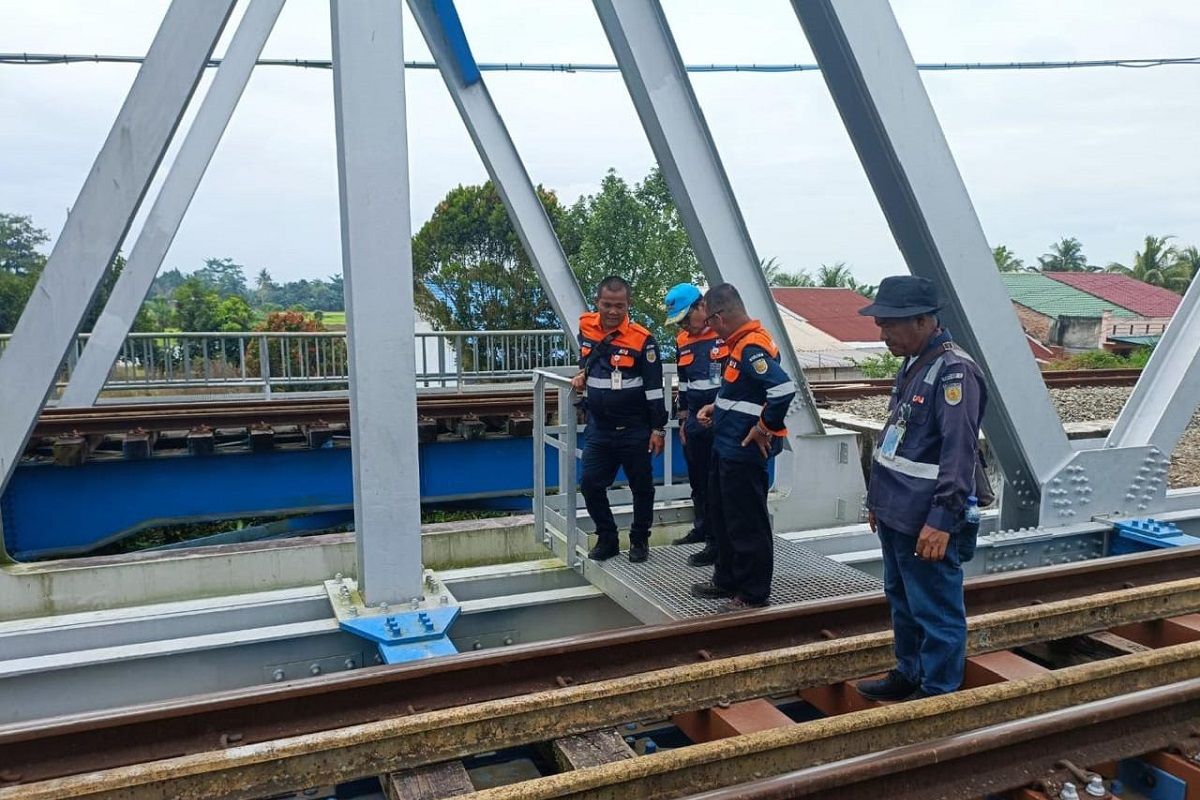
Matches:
[1,1,1198,287]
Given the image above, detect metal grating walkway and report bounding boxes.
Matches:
[589,537,882,622]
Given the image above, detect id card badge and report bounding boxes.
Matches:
[611,369,623,390]
[879,421,905,458]
[710,361,720,382]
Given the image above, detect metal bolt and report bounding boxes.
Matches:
[344,659,357,670]
[272,669,285,682]
[1060,781,1079,800]
[472,642,483,651]
[410,597,421,610]
[334,572,343,581]
[1084,777,1106,797]
[348,606,359,617]
[374,653,383,664]
[504,637,514,646]
[309,664,321,676]
[379,602,389,613]
[440,595,450,606]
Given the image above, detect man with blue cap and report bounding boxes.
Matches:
[664,283,728,566]
[854,275,988,702]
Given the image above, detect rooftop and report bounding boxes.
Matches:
[999,273,1137,319]
[771,287,880,343]
[1043,272,1182,318]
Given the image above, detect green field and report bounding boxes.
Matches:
[321,311,346,328]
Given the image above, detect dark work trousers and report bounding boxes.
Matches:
[682,424,714,546]
[876,520,972,695]
[579,426,655,545]
[708,452,773,604]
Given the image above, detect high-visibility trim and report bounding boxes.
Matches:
[678,382,689,392]
[688,377,720,391]
[874,451,939,480]
[765,380,796,398]
[587,375,644,390]
[644,388,664,400]
[716,397,764,416]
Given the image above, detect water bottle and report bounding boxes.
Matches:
[964,495,981,525]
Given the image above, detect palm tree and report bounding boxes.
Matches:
[1037,237,1093,272]
[817,262,854,287]
[1106,235,1188,291]
[1173,246,1200,293]
[760,256,815,287]
[992,245,1025,272]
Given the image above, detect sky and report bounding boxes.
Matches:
[1,1,1198,287]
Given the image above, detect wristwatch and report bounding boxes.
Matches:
[652,429,666,438]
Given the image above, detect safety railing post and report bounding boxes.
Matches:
[258,334,272,400]
[533,372,547,547]
[557,383,580,572]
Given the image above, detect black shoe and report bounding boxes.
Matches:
[855,670,919,702]
[687,546,717,567]
[588,540,620,561]
[717,597,769,613]
[690,580,735,599]
[904,687,935,701]
[628,541,649,563]
[672,529,705,546]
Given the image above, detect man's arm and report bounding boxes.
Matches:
[926,366,986,533]
[641,335,668,430]
[740,346,795,457]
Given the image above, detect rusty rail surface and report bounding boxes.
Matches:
[1,546,1199,788]
[31,368,1143,438]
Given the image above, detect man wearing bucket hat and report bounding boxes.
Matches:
[853,275,989,702]
[664,283,728,566]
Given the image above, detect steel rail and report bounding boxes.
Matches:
[10,589,1200,799]
[682,678,1200,800]
[2,548,1200,790]
[29,368,1142,438]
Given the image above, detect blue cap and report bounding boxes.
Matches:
[664,283,703,325]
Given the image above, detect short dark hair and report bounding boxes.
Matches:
[596,275,631,300]
[704,283,745,315]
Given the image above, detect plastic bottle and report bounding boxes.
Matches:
[964,495,981,525]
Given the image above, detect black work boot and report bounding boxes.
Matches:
[687,545,717,567]
[672,528,705,546]
[588,538,620,561]
[689,580,735,599]
[855,670,919,702]
[628,540,650,563]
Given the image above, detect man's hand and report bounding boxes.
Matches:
[648,431,665,455]
[915,524,950,561]
[868,510,877,533]
[741,426,771,458]
[570,371,586,392]
[696,404,715,427]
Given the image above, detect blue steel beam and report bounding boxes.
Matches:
[3,437,688,560]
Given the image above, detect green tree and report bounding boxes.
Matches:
[761,256,814,287]
[172,277,220,331]
[194,257,249,299]
[1037,237,1093,272]
[1106,235,1189,292]
[0,213,48,332]
[570,168,702,336]
[412,182,576,369]
[216,295,255,331]
[992,245,1025,272]
[815,261,876,298]
[1175,245,1200,291]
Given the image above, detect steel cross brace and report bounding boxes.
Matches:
[0,0,236,501]
[790,0,1075,528]
[59,0,286,408]
[407,0,586,345]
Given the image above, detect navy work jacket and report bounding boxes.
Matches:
[577,312,669,431]
[675,328,727,435]
[867,329,988,535]
[711,320,795,464]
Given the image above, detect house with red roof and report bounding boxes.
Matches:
[1042,272,1179,339]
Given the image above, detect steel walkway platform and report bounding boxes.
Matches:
[586,537,882,623]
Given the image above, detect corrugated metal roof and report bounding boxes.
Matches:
[1044,272,1182,318]
[770,287,881,343]
[999,273,1137,319]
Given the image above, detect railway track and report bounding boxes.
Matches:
[3,545,1200,799]
[31,368,1143,439]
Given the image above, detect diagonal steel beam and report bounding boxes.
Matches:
[591,0,822,435]
[407,0,586,344]
[790,0,1073,527]
[331,0,423,603]
[0,0,236,496]
[58,0,286,409]
[1106,276,1200,455]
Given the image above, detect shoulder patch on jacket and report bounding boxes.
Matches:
[646,347,657,363]
[752,358,769,374]
[943,382,963,406]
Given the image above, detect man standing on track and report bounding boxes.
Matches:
[664,282,727,567]
[691,283,795,612]
[571,276,668,563]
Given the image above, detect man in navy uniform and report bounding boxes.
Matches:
[571,276,668,563]
[854,275,988,701]
[691,283,795,612]
[663,283,728,566]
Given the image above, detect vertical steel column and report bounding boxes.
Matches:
[0,0,236,495]
[791,0,1073,526]
[591,0,821,435]
[1107,277,1200,455]
[331,0,422,603]
[60,0,286,408]
[407,0,586,344]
